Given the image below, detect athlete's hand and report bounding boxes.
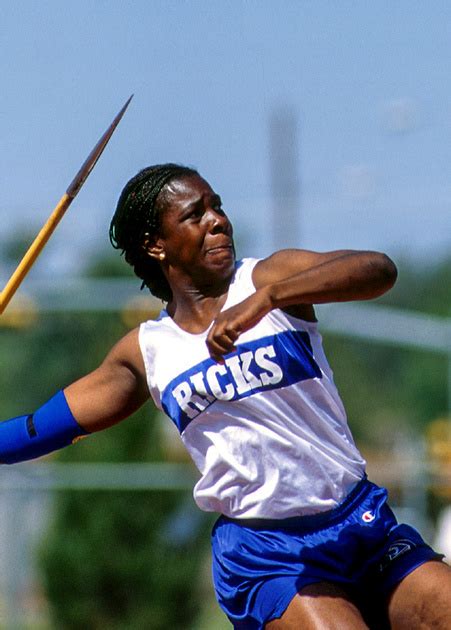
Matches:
[207,287,273,362]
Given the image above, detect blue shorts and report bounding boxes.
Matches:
[211,478,442,629]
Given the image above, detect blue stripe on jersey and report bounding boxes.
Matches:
[161,330,322,433]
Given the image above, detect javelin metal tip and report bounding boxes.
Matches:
[66,95,134,198]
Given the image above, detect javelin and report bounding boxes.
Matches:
[0,95,133,315]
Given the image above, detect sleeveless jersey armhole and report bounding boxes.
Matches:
[138,322,162,407]
[234,257,260,295]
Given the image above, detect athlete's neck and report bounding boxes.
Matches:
[166,289,229,334]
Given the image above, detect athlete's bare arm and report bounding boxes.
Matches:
[253,248,397,305]
[64,328,150,433]
[206,249,397,361]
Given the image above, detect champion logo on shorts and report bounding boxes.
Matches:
[361,510,376,523]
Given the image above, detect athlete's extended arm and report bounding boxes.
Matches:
[0,328,149,464]
[206,249,397,360]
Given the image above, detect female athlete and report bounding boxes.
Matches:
[1,164,450,628]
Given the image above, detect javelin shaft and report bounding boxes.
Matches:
[0,95,133,315]
[0,194,71,314]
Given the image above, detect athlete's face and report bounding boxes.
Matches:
[152,174,235,287]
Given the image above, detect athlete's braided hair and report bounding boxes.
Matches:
[109,163,199,301]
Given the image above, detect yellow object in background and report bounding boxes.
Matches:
[0,295,38,328]
[426,418,451,499]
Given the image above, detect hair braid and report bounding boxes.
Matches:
[109,163,199,301]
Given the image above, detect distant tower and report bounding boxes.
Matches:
[269,106,301,249]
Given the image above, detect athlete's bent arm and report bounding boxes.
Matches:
[206,249,397,361]
[0,328,149,464]
[253,248,397,305]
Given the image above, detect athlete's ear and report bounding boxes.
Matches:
[142,233,165,261]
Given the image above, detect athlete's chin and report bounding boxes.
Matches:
[205,247,235,267]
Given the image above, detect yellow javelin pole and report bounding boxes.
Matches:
[0,95,133,315]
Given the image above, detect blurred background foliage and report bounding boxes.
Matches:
[0,249,449,628]
[325,256,450,445]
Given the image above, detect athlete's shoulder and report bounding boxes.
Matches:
[252,250,320,322]
[139,307,172,333]
[106,327,144,371]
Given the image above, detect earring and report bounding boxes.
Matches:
[159,252,166,261]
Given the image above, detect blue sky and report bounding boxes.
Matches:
[1,1,450,279]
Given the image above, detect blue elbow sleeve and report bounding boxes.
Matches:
[0,390,89,464]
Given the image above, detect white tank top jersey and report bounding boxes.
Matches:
[139,258,366,519]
